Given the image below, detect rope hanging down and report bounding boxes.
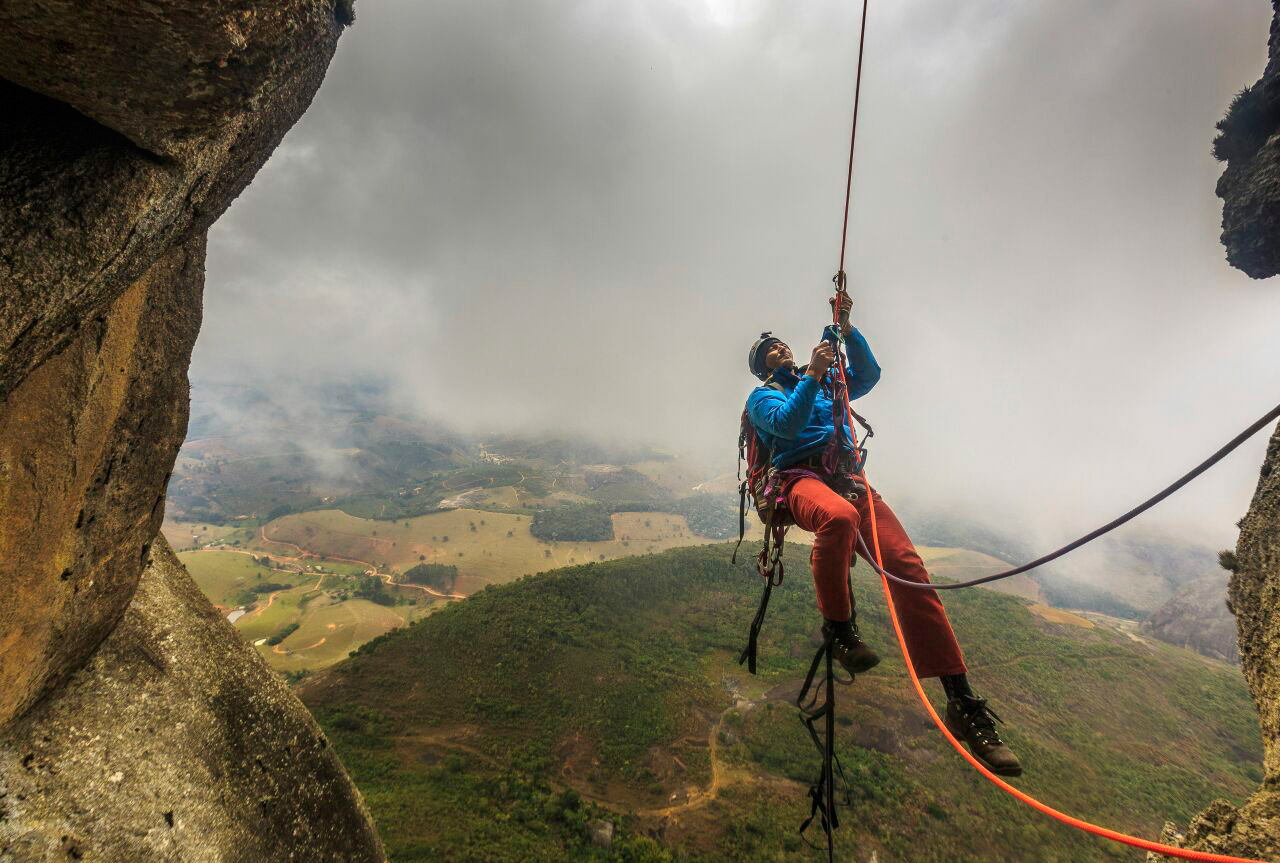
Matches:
[825,4,1279,862]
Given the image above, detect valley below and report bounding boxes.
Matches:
[159,398,1255,861]
[298,544,1260,863]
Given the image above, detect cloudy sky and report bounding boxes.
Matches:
[194,0,1280,548]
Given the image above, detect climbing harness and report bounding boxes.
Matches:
[737,0,1280,860]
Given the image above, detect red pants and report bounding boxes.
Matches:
[786,476,967,679]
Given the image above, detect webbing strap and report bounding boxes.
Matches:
[738,577,774,675]
[732,479,748,564]
[795,632,851,863]
[739,520,786,674]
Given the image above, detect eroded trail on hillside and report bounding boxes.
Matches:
[394,683,765,820]
[630,698,742,817]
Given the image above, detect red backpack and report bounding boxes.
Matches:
[735,381,793,557]
[735,386,791,675]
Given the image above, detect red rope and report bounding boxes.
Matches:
[827,4,1275,860]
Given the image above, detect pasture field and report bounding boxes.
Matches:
[257,507,1023,601]
[227,576,432,673]
[258,596,418,672]
[162,520,250,551]
[178,506,1034,677]
[261,508,742,595]
[629,457,707,495]
[177,528,449,673]
[177,549,305,609]
[235,579,324,642]
[438,484,523,510]
[915,546,1042,601]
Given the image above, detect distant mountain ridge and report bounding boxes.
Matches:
[173,383,1226,639]
[1142,573,1239,664]
[899,502,1220,618]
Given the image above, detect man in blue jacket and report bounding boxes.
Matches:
[745,295,1021,776]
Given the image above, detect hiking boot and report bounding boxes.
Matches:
[822,620,881,676]
[945,695,1022,777]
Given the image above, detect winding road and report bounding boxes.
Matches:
[257,524,467,599]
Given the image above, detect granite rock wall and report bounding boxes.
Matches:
[0,1,384,859]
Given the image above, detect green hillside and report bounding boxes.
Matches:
[300,544,1261,863]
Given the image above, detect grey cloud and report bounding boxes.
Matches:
[195,0,1280,550]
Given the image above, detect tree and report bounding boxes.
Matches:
[403,563,459,591]
[530,505,613,542]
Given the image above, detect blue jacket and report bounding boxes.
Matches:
[746,327,881,468]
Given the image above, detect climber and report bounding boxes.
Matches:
[745,293,1022,777]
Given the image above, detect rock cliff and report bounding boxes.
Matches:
[1159,2,1280,856]
[1158,430,1280,857]
[0,1,384,859]
[0,539,382,862]
[1215,1,1280,279]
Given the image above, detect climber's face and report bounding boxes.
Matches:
[765,341,795,370]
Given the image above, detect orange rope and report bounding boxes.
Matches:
[828,306,1270,862]
[826,7,1271,858]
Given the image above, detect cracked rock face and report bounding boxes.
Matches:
[1172,425,1280,857]
[0,0,347,404]
[0,539,384,863]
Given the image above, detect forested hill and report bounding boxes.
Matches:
[300,544,1260,863]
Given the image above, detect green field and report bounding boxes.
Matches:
[234,578,323,641]
[183,509,1022,680]
[256,507,1023,601]
[302,543,1260,863]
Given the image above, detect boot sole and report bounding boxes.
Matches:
[840,654,881,675]
[944,720,1023,777]
[973,754,1022,778]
